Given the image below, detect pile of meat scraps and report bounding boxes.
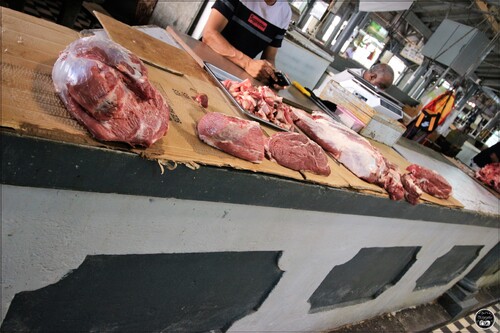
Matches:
[476,162,500,193]
[222,79,294,131]
[291,109,453,204]
[52,36,170,147]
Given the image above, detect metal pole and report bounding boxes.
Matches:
[428,66,451,91]
[297,0,317,29]
[408,66,434,98]
[324,7,351,47]
[330,11,368,54]
[316,12,335,39]
[402,59,429,93]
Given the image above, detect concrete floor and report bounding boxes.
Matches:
[330,285,499,332]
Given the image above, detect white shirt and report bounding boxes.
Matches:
[241,0,292,30]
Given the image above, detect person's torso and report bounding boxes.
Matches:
[221,0,290,58]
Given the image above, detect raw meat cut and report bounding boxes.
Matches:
[197,112,266,163]
[406,164,452,199]
[476,162,500,193]
[266,132,331,176]
[291,109,405,200]
[222,79,294,130]
[380,165,405,201]
[52,36,170,147]
[401,173,422,205]
[192,93,208,108]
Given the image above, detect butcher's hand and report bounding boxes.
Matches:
[271,82,287,91]
[244,59,277,83]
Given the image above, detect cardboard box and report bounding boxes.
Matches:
[335,105,365,132]
[360,113,407,147]
[319,80,406,146]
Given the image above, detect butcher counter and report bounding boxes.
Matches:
[1,8,499,332]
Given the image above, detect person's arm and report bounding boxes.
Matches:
[489,152,499,164]
[202,9,276,82]
[261,46,278,67]
[262,46,289,90]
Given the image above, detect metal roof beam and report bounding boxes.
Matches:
[404,11,433,39]
[420,13,484,22]
[481,79,500,88]
[475,0,500,33]
[474,72,500,77]
[413,4,455,13]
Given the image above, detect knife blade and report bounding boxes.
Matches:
[292,81,341,122]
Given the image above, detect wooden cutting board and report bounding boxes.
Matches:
[93,11,208,81]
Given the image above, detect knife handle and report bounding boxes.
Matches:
[292,81,311,97]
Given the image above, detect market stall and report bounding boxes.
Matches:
[1,8,498,332]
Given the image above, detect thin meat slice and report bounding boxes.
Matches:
[292,108,404,200]
[197,112,266,163]
[192,93,208,108]
[401,173,423,205]
[52,36,170,147]
[266,132,331,176]
[406,164,452,199]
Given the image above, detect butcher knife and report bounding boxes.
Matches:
[292,81,341,122]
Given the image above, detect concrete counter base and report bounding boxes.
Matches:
[1,132,499,331]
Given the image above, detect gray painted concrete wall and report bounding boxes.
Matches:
[149,1,204,33]
[2,184,498,331]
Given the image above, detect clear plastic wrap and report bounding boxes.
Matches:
[52,36,170,147]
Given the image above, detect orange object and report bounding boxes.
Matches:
[415,90,455,132]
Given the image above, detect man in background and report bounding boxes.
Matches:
[336,63,395,90]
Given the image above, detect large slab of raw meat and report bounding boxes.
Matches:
[292,108,404,200]
[406,164,453,199]
[266,132,331,176]
[197,112,266,163]
[52,36,170,147]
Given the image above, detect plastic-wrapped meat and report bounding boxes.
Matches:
[266,132,331,176]
[476,162,500,193]
[197,112,266,163]
[291,108,405,200]
[406,164,452,199]
[52,36,170,147]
